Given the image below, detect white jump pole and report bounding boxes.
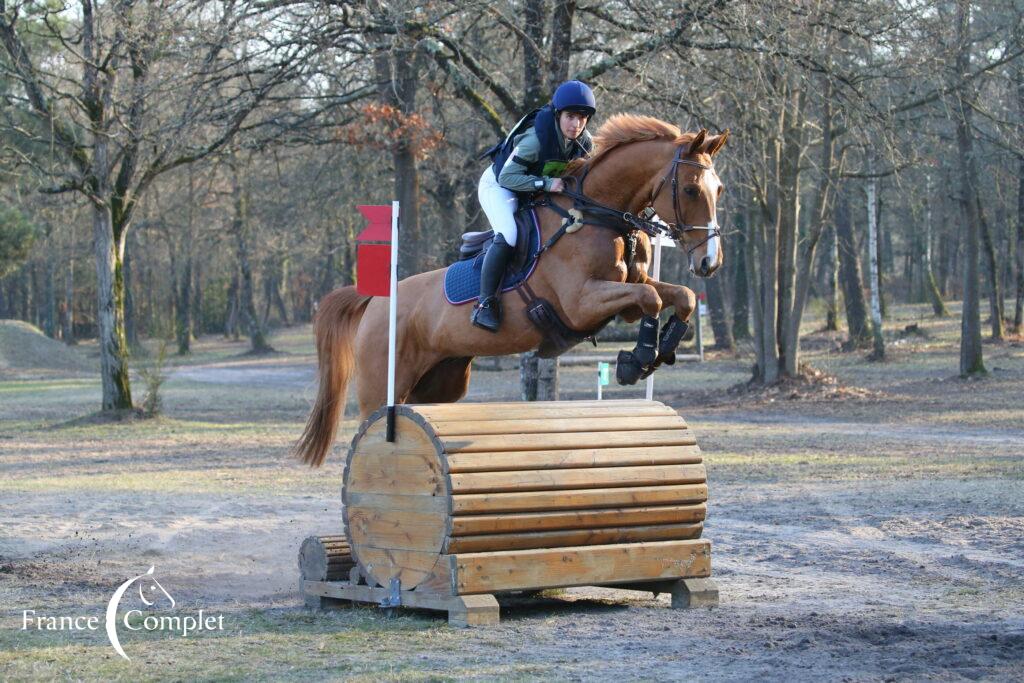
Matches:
[386,200,399,441]
[645,232,665,401]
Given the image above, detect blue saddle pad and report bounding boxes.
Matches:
[444,210,541,305]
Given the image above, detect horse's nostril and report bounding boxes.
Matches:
[700,256,712,275]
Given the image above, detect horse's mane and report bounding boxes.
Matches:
[565,114,698,175]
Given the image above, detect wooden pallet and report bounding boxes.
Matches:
[299,535,718,626]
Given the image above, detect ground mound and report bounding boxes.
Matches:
[0,320,95,376]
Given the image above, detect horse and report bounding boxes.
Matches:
[295,114,728,467]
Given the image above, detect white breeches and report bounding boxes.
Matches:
[478,167,519,246]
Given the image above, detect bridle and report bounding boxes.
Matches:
[555,143,723,259]
[646,145,722,256]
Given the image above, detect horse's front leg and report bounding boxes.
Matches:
[645,278,697,366]
[563,278,664,330]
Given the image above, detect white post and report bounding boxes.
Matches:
[387,200,399,410]
[645,233,664,401]
[597,365,603,400]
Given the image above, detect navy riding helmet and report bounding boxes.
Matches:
[552,80,596,117]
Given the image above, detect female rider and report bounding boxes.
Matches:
[472,80,597,332]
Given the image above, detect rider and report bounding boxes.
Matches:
[472,80,597,332]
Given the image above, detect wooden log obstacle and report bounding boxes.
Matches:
[299,399,718,625]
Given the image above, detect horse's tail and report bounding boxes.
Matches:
[294,286,371,467]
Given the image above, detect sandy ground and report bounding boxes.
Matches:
[1,311,1023,681]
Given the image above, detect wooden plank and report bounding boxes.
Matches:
[343,492,449,514]
[345,452,446,495]
[451,483,707,515]
[346,507,448,553]
[302,579,494,615]
[429,415,686,437]
[413,401,679,423]
[445,522,703,553]
[352,414,440,457]
[350,546,442,590]
[442,429,696,454]
[449,463,706,494]
[446,445,702,473]
[450,503,707,536]
[453,539,712,594]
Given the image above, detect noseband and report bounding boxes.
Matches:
[647,146,722,256]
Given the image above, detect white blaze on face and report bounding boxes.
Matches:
[702,170,723,268]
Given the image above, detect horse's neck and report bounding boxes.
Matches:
[578,141,673,214]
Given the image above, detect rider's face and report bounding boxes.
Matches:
[559,111,589,140]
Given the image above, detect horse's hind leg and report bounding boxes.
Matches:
[408,357,473,404]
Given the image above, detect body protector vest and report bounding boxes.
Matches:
[482,104,592,182]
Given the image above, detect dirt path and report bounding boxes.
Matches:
[3,348,1023,680]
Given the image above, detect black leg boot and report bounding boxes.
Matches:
[655,315,689,366]
[615,315,659,385]
[471,234,514,333]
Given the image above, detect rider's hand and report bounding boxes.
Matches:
[549,178,565,193]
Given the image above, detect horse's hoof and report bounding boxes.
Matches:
[615,350,646,385]
[657,350,677,366]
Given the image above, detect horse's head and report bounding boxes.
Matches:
[650,129,729,278]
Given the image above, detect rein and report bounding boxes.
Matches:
[536,143,722,259]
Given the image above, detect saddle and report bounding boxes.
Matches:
[448,202,607,358]
[457,204,536,273]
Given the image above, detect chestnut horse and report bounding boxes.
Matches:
[296,115,728,466]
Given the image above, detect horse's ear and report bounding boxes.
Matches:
[687,129,708,156]
[707,129,730,157]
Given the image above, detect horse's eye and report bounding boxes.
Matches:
[683,186,699,199]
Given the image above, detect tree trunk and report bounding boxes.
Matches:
[93,202,133,410]
[547,1,576,92]
[523,0,547,109]
[63,224,76,344]
[923,172,949,317]
[955,0,985,376]
[836,189,871,348]
[125,235,141,349]
[977,199,1004,339]
[520,352,558,401]
[231,161,272,353]
[1015,151,1024,332]
[1015,57,1024,333]
[43,254,56,338]
[731,209,750,339]
[225,270,241,340]
[782,81,833,373]
[706,273,734,350]
[176,250,193,354]
[826,221,840,331]
[776,86,804,376]
[866,172,885,360]
[192,256,203,336]
[375,43,423,276]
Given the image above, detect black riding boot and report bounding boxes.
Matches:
[471,234,514,333]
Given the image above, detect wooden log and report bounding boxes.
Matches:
[428,415,686,436]
[445,445,702,473]
[450,503,707,536]
[298,535,355,582]
[340,401,713,597]
[451,483,708,515]
[451,539,712,594]
[440,429,697,454]
[445,522,703,553]
[449,463,706,494]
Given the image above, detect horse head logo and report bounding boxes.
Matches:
[105,566,174,661]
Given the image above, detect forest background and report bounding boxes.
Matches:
[1,0,1022,412]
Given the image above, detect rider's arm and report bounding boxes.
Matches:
[497,130,553,193]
